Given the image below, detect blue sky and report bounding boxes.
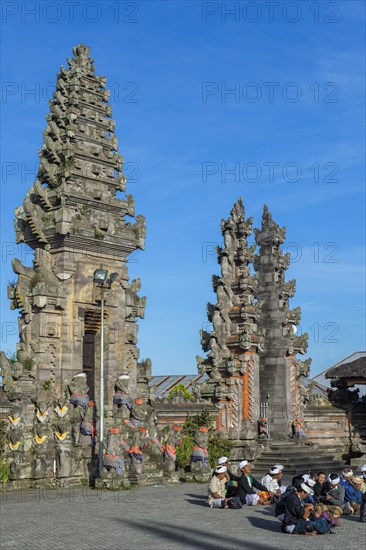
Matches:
[1,1,365,378]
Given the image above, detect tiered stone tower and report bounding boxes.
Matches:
[10,43,146,398]
[254,205,310,439]
[1,45,150,484]
[199,200,310,449]
[198,198,263,445]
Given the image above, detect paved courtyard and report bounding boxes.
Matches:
[0,482,364,549]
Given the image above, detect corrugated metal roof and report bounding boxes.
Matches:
[149,374,209,398]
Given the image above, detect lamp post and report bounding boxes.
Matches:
[93,269,118,478]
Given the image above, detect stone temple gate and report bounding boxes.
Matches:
[197,199,310,457]
[0,44,156,485]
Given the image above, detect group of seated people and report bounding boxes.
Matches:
[208,457,366,535]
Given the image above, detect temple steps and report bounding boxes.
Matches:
[251,441,345,476]
[128,452,179,486]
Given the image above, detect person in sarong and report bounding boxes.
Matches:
[359,464,366,493]
[261,466,283,502]
[208,466,229,508]
[237,460,271,505]
[214,456,241,498]
[292,417,305,439]
[344,476,363,514]
[315,473,343,525]
[360,491,366,523]
[339,468,353,490]
[283,481,330,535]
[314,472,327,503]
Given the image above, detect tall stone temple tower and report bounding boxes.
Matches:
[254,206,310,440]
[1,45,153,485]
[198,199,310,451]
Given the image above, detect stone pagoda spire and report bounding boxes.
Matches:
[2,45,149,482]
[198,198,263,441]
[9,43,146,397]
[254,205,309,439]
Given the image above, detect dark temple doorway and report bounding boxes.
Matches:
[83,332,96,402]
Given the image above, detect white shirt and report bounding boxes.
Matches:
[260,473,279,493]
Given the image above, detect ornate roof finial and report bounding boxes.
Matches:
[68,44,94,73]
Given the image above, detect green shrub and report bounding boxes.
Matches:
[0,458,11,482]
[176,409,232,468]
[167,384,193,400]
[0,421,10,483]
[0,420,7,452]
[208,432,232,468]
[42,379,52,391]
[23,358,33,371]
[176,435,194,468]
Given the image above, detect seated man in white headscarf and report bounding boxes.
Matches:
[273,464,284,487]
[208,466,229,508]
[215,456,241,498]
[237,460,271,505]
[261,466,283,501]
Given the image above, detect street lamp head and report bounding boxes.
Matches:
[93,269,108,285]
[109,272,118,284]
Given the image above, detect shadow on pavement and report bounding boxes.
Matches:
[247,515,281,533]
[114,518,282,550]
[185,498,209,507]
[254,507,276,516]
[185,493,208,500]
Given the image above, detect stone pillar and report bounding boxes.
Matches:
[254,205,308,439]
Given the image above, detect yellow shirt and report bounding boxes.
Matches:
[208,475,226,504]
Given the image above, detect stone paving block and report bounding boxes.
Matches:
[0,483,365,549]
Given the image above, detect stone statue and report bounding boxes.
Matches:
[103,427,124,477]
[8,428,25,480]
[162,424,182,474]
[130,398,155,427]
[258,417,269,439]
[190,426,210,478]
[68,373,89,410]
[113,375,132,422]
[67,373,89,446]
[80,401,97,445]
[32,420,51,479]
[128,425,148,477]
